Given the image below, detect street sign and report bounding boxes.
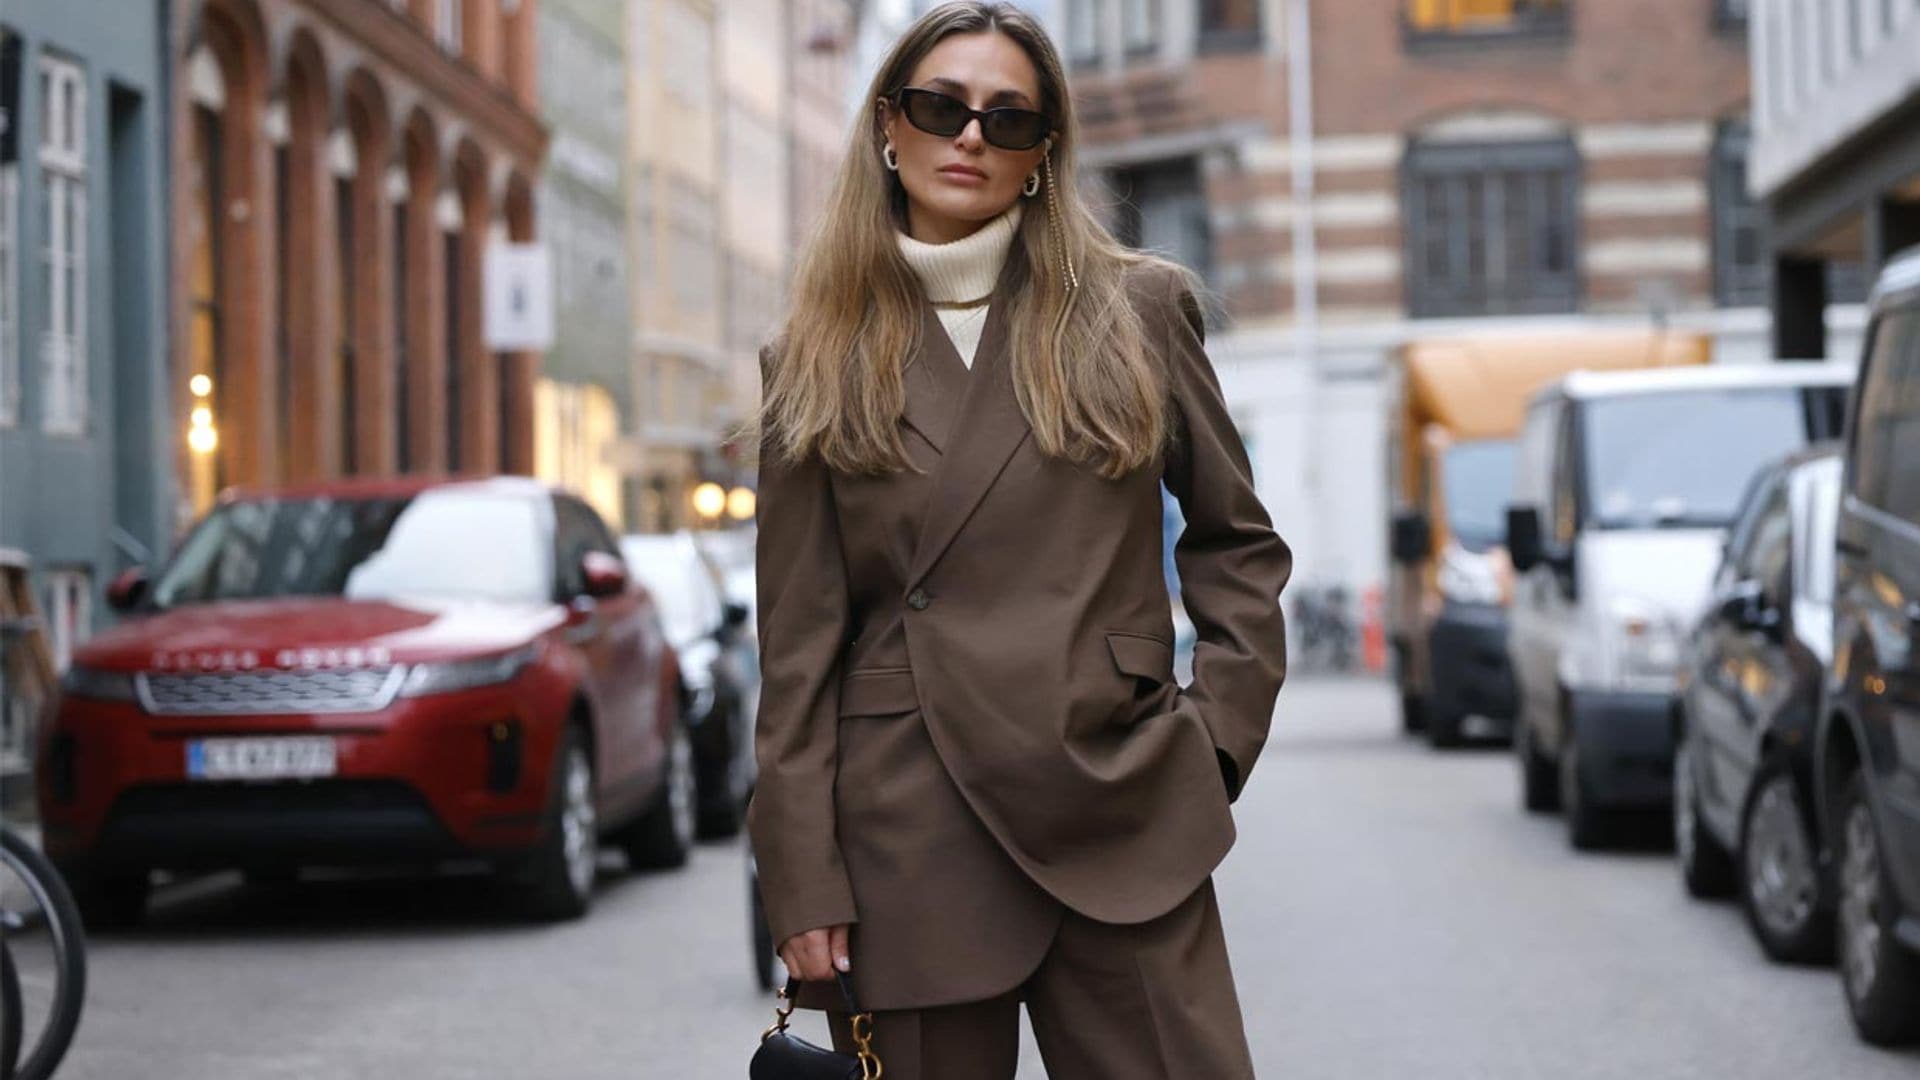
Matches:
[484,242,554,351]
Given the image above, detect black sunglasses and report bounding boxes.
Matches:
[890,87,1052,152]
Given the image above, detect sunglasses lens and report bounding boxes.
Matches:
[904,90,968,136]
[984,112,1048,151]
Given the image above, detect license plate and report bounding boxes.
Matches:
[186,737,338,781]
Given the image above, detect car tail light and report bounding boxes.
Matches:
[486,721,522,794]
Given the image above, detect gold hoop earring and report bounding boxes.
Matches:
[1022,170,1040,198]
[1043,154,1079,292]
[882,144,899,171]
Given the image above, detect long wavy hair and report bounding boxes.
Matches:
[752,1,1196,481]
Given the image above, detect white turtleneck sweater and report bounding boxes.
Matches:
[895,201,1022,369]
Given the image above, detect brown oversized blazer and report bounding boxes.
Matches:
[749,253,1291,1012]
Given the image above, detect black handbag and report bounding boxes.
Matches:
[750,971,883,1080]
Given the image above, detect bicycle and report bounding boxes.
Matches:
[1,825,89,1080]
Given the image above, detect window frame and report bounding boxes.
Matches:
[435,0,463,55]
[1121,0,1159,58]
[1402,135,1583,319]
[1402,0,1572,50]
[1713,0,1749,34]
[38,52,87,436]
[1067,0,1104,68]
[1197,0,1263,53]
[0,32,18,429]
[1710,118,1768,308]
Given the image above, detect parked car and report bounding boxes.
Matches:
[621,531,758,838]
[1821,245,1920,1046]
[36,477,696,927]
[1505,363,1853,849]
[1673,444,1842,966]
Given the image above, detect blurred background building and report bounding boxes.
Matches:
[537,0,632,527]
[169,0,545,520]
[1065,0,1866,604]
[0,0,172,676]
[1749,0,1920,360]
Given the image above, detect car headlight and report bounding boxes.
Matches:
[1599,598,1683,693]
[60,665,138,703]
[1436,543,1504,606]
[398,646,537,698]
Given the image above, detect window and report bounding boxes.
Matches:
[1121,0,1158,55]
[1403,137,1580,318]
[1715,0,1749,31]
[1404,0,1570,43]
[1067,0,1104,66]
[553,495,619,599]
[1711,120,1767,307]
[1113,157,1213,284]
[39,54,87,434]
[436,0,462,54]
[0,33,18,428]
[1852,311,1920,519]
[1736,478,1793,604]
[1198,0,1262,51]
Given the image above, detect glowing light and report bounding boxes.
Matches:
[691,482,727,519]
[726,486,756,520]
[188,425,220,455]
[191,406,213,428]
[190,374,213,397]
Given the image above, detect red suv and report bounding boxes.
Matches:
[36,477,696,926]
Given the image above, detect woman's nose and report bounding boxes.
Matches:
[954,117,986,150]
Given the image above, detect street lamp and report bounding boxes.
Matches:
[188,375,218,455]
[691,481,727,523]
[726,486,756,522]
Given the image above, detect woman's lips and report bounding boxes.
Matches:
[937,165,988,184]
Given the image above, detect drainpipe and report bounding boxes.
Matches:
[1286,0,1321,573]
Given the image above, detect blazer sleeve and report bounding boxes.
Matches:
[1156,273,1293,802]
[746,345,860,946]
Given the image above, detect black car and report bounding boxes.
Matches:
[1674,444,1841,965]
[1821,244,1920,1046]
[621,532,759,839]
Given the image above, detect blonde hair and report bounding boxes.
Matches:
[753,1,1197,481]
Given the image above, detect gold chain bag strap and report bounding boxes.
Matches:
[750,971,883,1080]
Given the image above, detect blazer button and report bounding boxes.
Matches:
[906,588,930,610]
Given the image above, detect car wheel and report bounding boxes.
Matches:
[1738,755,1832,964]
[1517,719,1559,813]
[696,704,746,840]
[1561,731,1608,851]
[514,725,598,922]
[1674,740,1735,899]
[1427,705,1463,750]
[1836,772,1920,1045]
[62,865,149,932]
[621,719,696,871]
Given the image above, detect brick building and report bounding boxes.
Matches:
[170,0,545,522]
[1066,0,1851,596]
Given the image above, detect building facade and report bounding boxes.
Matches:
[0,1,173,675]
[1066,0,1839,598]
[537,0,631,527]
[1749,0,1920,359]
[170,0,545,524]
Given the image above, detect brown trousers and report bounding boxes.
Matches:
[825,878,1255,1079]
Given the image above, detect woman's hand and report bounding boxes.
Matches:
[778,923,852,982]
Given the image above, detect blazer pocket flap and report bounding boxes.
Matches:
[838,668,919,717]
[1105,631,1173,684]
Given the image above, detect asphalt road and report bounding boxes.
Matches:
[48,678,1920,1077]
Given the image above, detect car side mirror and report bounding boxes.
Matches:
[1720,580,1781,636]
[1390,511,1432,565]
[106,567,149,613]
[580,551,628,599]
[1506,505,1544,573]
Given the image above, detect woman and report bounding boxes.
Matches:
[748,4,1290,1076]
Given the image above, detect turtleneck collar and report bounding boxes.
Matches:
[895,201,1023,305]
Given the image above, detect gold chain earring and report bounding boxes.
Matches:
[1042,153,1079,292]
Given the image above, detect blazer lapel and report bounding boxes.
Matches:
[901,297,969,454]
[904,254,1032,590]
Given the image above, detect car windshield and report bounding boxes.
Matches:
[149,492,551,608]
[1439,439,1516,553]
[1582,386,1838,530]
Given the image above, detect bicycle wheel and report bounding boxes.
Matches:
[2,940,21,1080]
[0,829,88,1080]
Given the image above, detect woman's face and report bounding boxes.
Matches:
[881,31,1051,243]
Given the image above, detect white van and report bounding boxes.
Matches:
[1503,363,1854,849]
